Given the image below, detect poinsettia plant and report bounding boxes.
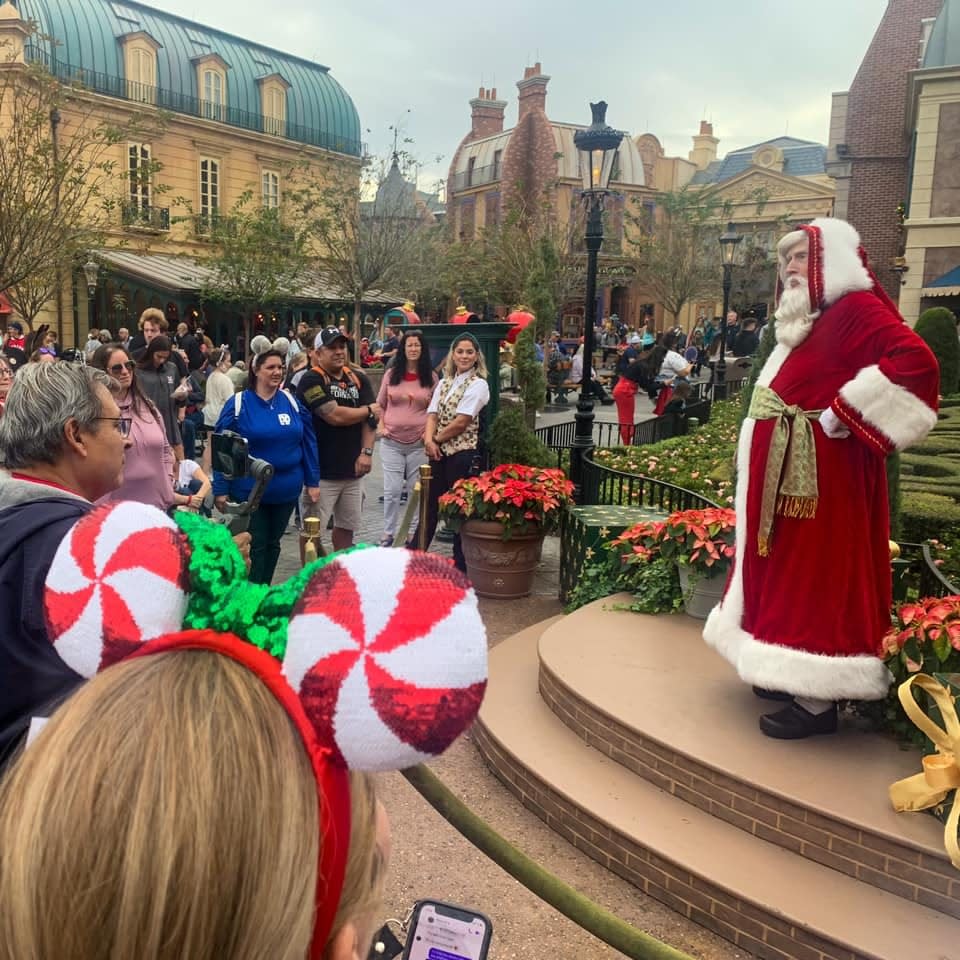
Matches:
[882,596,960,681]
[614,507,736,577]
[438,463,575,539]
[567,507,737,614]
[870,596,960,745]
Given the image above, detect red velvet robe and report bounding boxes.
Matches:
[704,290,939,700]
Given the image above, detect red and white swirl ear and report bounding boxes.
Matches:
[44,502,191,677]
[283,548,488,771]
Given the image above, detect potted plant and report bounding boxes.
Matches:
[877,596,960,745]
[602,507,735,618]
[439,463,574,598]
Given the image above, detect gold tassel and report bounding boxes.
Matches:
[758,535,770,557]
[776,495,818,519]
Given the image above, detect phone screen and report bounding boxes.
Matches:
[210,432,249,479]
[403,902,490,960]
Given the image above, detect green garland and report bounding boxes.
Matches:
[173,513,369,657]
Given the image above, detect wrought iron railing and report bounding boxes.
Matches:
[449,162,501,192]
[581,454,720,510]
[920,543,959,598]
[24,44,365,157]
[122,203,170,231]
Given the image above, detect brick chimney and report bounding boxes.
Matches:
[517,62,550,122]
[688,119,719,170]
[468,87,507,142]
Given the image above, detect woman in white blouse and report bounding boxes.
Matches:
[423,333,490,571]
[656,331,693,384]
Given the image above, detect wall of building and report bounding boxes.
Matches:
[843,0,943,300]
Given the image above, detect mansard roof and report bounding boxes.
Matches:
[13,0,362,155]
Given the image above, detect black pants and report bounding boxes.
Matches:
[248,500,296,584]
[424,449,476,572]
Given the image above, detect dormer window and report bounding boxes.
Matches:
[192,54,230,123]
[257,73,291,138]
[119,31,161,105]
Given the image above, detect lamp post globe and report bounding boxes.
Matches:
[569,102,624,502]
[714,223,742,400]
[82,258,100,334]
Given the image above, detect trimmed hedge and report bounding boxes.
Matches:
[916,306,958,396]
[901,491,960,543]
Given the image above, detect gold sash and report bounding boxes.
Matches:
[747,385,822,556]
[889,675,960,871]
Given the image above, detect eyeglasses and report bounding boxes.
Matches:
[108,361,136,375]
[95,416,132,437]
[0,367,11,378]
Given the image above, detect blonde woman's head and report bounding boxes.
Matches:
[442,333,487,380]
[0,650,386,960]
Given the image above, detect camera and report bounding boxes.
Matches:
[210,431,274,534]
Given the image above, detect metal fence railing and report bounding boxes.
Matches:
[581,456,720,510]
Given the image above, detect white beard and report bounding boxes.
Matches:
[774,281,819,348]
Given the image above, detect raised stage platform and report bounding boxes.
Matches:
[474,598,960,960]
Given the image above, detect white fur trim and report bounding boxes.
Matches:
[705,605,892,700]
[839,364,938,451]
[704,343,790,649]
[809,218,872,306]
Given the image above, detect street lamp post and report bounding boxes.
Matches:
[713,223,742,401]
[82,258,100,338]
[570,102,624,501]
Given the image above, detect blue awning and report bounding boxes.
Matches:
[923,264,960,298]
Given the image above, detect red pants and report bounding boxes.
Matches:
[653,384,674,416]
[612,379,637,445]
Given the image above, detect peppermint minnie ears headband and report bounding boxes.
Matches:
[42,502,488,958]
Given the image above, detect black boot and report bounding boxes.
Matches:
[759,702,838,740]
[752,686,792,702]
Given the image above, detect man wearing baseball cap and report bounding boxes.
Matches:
[296,327,379,552]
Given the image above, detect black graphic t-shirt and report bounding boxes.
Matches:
[297,366,375,480]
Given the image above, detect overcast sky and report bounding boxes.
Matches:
[158,0,888,191]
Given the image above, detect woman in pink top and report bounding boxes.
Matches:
[376,329,437,546]
[91,343,174,512]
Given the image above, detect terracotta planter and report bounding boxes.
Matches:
[459,519,545,599]
[677,565,725,619]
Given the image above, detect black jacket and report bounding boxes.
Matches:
[0,475,89,767]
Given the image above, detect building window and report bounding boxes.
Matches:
[467,157,476,187]
[128,46,156,104]
[128,143,151,212]
[918,17,937,65]
[202,69,225,121]
[459,198,475,240]
[199,157,220,233]
[485,192,500,228]
[493,149,503,180]
[262,170,280,209]
[263,85,286,136]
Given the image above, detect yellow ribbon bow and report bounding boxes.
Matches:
[746,384,822,556]
[889,674,960,870]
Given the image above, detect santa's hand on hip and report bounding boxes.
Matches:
[819,407,850,440]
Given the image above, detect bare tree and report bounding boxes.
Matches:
[0,52,164,331]
[294,151,432,344]
[195,190,309,355]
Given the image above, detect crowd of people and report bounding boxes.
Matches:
[1,310,493,586]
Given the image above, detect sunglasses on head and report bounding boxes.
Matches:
[109,360,136,374]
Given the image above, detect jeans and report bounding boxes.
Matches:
[181,411,204,460]
[248,500,296,585]
[424,449,477,571]
[381,437,428,539]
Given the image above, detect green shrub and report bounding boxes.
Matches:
[487,403,555,468]
[901,491,960,543]
[513,323,546,425]
[916,306,958,395]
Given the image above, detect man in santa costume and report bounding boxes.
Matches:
[704,218,939,739]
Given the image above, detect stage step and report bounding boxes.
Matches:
[536,599,958,918]
[475,616,960,960]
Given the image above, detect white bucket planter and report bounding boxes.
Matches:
[677,565,725,619]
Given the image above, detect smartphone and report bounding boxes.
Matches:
[401,900,492,960]
[210,431,249,479]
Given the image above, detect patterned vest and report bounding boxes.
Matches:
[437,373,481,456]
